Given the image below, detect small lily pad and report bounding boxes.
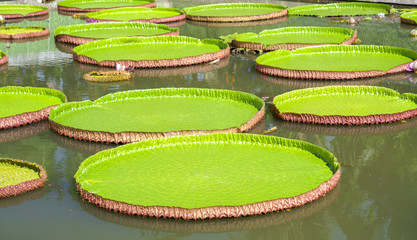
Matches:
[0,158,47,198]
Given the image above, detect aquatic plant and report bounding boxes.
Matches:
[49,88,264,143]
[0,158,47,198]
[0,5,48,19]
[85,7,185,23]
[231,26,357,51]
[184,3,288,22]
[288,2,391,17]
[75,133,340,219]
[58,0,156,12]
[256,45,417,80]
[0,86,66,129]
[0,26,49,40]
[54,22,178,45]
[273,85,417,125]
[72,35,229,68]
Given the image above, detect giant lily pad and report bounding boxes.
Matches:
[0,26,49,40]
[0,5,49,19]
[232,27,357,51]
[72,36,229,68]
[256,45,417,80]
[54,22,178,45]
[273,86,417,125]
[401,11,417,25]
[288,2,391,17]
[85,7,185,23]
[0,158,47,198]
[0,86,67,129]
[48,88,264,144]
[75,133,340,219]
[183,3,288,22]
[58,0,156,12]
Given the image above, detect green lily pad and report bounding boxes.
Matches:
[288,2,391,17]
[58,0,155,12]
[232,27,356,51]
[85,7,184,23]
[75,133,339,219]
[0,26,49,39]
[0,5,48,18]
[273,86,417,125]
[0,86,66,129]
[256,45,417,80]
[0,158,47,198]
[72,36,229,68]
[48,88,264,143]
[54,22,178,45]
[183,3,287,22]
[401,11,417,25]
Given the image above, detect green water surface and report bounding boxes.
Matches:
[277,94,417,116]
[0,161,40,188]
[52,97,259,132]
[0,94,63,118]
[76,140,333,208]
[261,52,412,72]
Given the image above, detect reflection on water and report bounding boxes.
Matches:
[1,0,417,239]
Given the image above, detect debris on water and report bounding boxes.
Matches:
[209,59,220,64]
[410,29,417,37]
[347,17,359,25]
[262,126,278,135]
[364,17,372,21]
[378,13,385,18]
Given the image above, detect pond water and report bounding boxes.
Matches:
[1,0,417,239]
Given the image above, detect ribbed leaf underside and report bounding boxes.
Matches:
[274,86,417,116]
[0,26,46,35]
[72,36,227,62]
[75,133,338,209]
[256,45,417,72]
[0,5,47,16]
[0,159,40,188]
[235,27,355,45]
[184,3,287,17]
[49,88,263,133]
[54,22,176,38]
[86,7,182,22]
[288,2,391,17]
[0,86,66,118]
[58,0,154,9]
